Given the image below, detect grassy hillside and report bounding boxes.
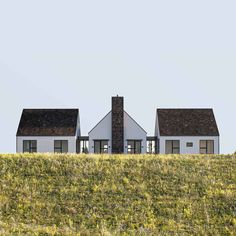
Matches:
[0,154,235,235]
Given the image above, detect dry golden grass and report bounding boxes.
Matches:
[0,153,235,235]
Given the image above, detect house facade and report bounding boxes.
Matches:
[16,96,220,154]
[16,109,80,153]
[88,97,147,154]
[155,109,220,154]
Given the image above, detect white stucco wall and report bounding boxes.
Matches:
[88,111,112,153]
[159,136,220,154]
[76,109,81,137]
[88,111,147,154]
[154,111,160,137]
[16,136,77,153]
[124,112,147,154]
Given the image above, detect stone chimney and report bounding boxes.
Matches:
[112,96,124,153]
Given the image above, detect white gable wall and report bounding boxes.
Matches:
[88,111,147,154]
[159,136,219,154]
[124,112,147,154]
[76,110,81,137]
[154,111,160,137]
[16,136,77,153]
[88,112,112,153]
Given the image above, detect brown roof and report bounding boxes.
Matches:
[157,109,219,136]
[17,109,79,136]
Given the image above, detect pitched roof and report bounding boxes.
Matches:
[157,109,219,136]
[17,109,79,136]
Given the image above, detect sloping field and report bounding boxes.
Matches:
[0,154,235,235]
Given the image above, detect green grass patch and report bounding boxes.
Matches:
[0,154,235,235]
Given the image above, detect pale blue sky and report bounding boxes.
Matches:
[0,1,235,153]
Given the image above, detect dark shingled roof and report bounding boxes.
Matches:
[17,109,79,136]
[157,109,219,136]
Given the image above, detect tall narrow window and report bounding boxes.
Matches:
[200,140,214,154]
[23,140,37,153]
[94,140,108,154]
[54,140,68,153]
[80,140,89,153]
[147,140,156,154]
[165,140,180,154]
[127,140,142,154]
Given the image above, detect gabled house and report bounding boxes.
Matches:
[155,109,220,154]
[16,109,80,153]
[16,98,220,155]
[88,96,147,154]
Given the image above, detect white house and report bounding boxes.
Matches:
[88,96,147,154]
[16,97,220,155]
[16,109,80,153]
[155,109,220,154]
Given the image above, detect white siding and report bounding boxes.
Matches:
[124,112,147,154]
[88,111,147,154]
[159,136,220,154]
[16,136,77,153]
[76,110,81,137]
[154,111,160,137]
[88,112,112,154]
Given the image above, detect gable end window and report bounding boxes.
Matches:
[94,140,108,154]
[127,140,142,154]
[23,140,37,153]
[54,140,68,153]
[200,140,214,154]
[165,140,180,154]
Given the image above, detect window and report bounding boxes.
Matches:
[127,140,142,154]
[94,140,108,154]
[54,140,68,153]
[200,140,214,154]
[165,140,180,154]
[23,140,37,153]
[186,142,193,147]
[80,140,89,153]
[147,140,156,154]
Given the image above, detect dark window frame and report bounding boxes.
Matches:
[54,140,68,153]
[165,140,180,154]
[200,140,214,154]
[94,140,109,154]
[23,140,37,153]
[127,140,142,154]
